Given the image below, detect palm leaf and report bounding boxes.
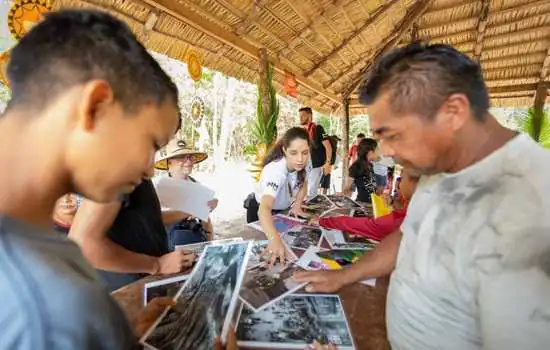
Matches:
[516,107,550,149]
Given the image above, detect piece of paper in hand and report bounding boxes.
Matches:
[155,177,215,221]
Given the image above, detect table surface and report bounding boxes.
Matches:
[112,220,389,350]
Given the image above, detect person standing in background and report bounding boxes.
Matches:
[299,107,332,199]
[348,133,365,165]
[320,135,340,195]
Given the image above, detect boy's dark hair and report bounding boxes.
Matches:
[357,133,365,138]
[358,43,489,121]
[298,107,313,115]
[6,9,179,113]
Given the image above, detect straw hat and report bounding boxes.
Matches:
[154,138,207,170]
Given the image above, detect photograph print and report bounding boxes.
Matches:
[175,237,244,261]
[326,195,362,209]
[236,294,355,350]
[143,274,190,306]
[248,240,297,268]
[306,194,336,209]
[239,263,307,312]
[141,241,252,350]
[282,225,323,250]
[324,229,377,250]
[248,214,304,235]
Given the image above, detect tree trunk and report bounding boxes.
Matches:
[342,99,350,189]
[214,78,237,166]
[258,48,270,124]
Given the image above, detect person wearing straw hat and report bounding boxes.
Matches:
[154,137,218,249]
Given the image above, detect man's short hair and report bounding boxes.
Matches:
[359,43,489,121]
[6,9,178,113]
[357,133,365,138]
[299,107,313,115]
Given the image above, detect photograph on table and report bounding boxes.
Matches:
[175,237,244,261]
[324,229,378,250]
[236,294,356,350]
[351,207,372,218]
[326,195,362,209]
[296,246,334,270]
[248,240,298,267]
[141,241,252,350]
[320,207,354,218]
[248,214,304,234]
[239,263,307,312]
[282,225,323,250]
[143,274,190,307]
[305,194,336,211]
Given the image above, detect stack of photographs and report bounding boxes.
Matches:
[141,241,252,350]
[282,225,324,250]
[302,194,336,217]
[143,274,189,307]
[326,195,362,209]
[239,263,307,313]
[248,214,304,235]
[175,237,244,258]
[247,240,298,268]
[236,294,356,350]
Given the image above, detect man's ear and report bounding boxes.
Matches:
[77,80,114,131]
[439,93,470,132]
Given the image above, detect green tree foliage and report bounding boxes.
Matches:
[517,107,550,149]
[251,64,279,146]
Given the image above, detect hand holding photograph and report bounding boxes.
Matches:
[248,240,297,268]
[236,294,356,350]
[282,225,323,250]
[239,263,307,312]
[141,241,252,350]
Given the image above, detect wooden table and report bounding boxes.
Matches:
[112,224,390,350]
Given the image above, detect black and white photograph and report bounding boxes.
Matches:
[175,237,243,260]
[282,225,323,250]
[141,241,252,350]
[326,195,362,209]
[143,274,190,306]
[248,214,304,235]
[239,263,307,312]
[236,294,355,350]
[306,194,336,209]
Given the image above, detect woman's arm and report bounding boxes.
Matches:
[258,195,279,240]
[343,176,354,196]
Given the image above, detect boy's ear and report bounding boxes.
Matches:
[77,80,114,131]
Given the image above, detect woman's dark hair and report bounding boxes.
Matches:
[349,138,378,178]
[263,127,310,185]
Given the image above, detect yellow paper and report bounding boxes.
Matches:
[371,193,392,218]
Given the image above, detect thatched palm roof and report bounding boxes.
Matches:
[52,0,550,115]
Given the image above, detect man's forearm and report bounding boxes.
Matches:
[341,229,402,285]
[81,237,159,275]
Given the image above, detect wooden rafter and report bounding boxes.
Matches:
[428,11,550,45]
[234,0,268,35]
[422,0,550,31]
[422,0,477,15]
[304,0,400,77]
[139,0,341,104]
[342,0,433,98]
[473,0,490,61]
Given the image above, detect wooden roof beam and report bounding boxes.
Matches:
[234,0,268,36]
[473,0,491,61]
[428,11,550,44]
[304,0,400,77]
[421,0,550,31]
[342,0,433,98]
[423,0,478,15]
[139,0,341,104]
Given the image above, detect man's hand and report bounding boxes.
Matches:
[135,297,175,338]
[155,250,195,275]
[322,163,332,175]
[308,216,321,226]
[215,326,239,350]
[293,270,346,293]
[207,199,219,212]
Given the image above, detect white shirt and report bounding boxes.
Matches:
[373,156,395,176]
[255,158,310,210]
[387,134,550,350]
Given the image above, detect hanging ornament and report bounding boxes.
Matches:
[8,0,52,41]
[187,49,202,81]
[284,71,297,97]
[0,51,10,87]
[190,96,204,125]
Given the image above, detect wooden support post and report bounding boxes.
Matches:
[258,48,270,124]
[342,98,350,189]
[533,83,548,142]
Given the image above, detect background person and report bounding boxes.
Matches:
[347,133,365,165]
[299,107,332,199]
[246,127,310,265]
[342,138,380,202]
[154,137,218,249]
[320,135,340,195]
[52,193,78,234]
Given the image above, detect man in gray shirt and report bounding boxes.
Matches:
[295,43,550,349]
[0,9,181,349]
